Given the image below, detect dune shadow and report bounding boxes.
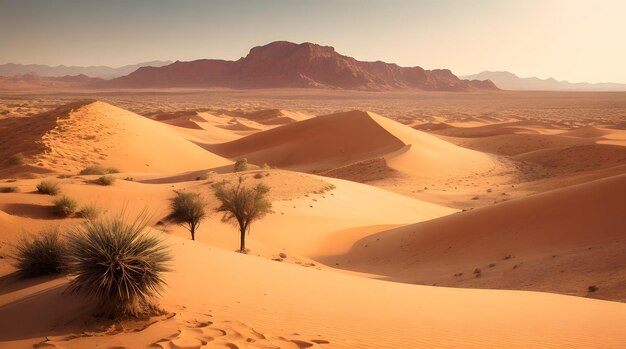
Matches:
[0,279,93,342]
[1,203,60,219]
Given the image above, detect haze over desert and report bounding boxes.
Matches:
[1,1,626,348]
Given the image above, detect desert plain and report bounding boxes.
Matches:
[0,88,625,349]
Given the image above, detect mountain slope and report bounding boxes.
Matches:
[108,41,498,91]
[0,60,172,79]
[461,71,626,91]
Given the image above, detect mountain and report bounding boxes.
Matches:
[107,41,498,91]
[0,60,172,79]
[460,71,626,91]
[0,72,103,90]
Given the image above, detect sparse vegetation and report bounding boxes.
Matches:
[65,215,171,318]
[13,230,65,278]
[95,175,116,186]
[253,172,264,179]
[37,180,60,195]
[79,166,120,176]
[78,204,101,220]
[262,163,271,170]
[213,177,273,253]
[169,191,207,240]
[588,285,598,293]
[234,158,248,172]
[0,186,19,193]
[53,195,78,217]
[8,152,25,165]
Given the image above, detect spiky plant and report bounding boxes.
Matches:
[65,215,171,318]
[14,230,65,278]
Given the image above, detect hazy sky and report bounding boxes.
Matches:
[1,0,625,83]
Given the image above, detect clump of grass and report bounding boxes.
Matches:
[37,180,60,195]
[53,195,78,217]
[8,153,25,165]
[253,172,264,179]
[65,215,172,318]
[0,186,19,193]
[13,230,65,278]
[77,204,101,220]
[588,285,599,293]
[234,158,248,172]
[79,166,120,176]
[94,175,115,186]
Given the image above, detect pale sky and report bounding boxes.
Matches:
[1,0,624,83]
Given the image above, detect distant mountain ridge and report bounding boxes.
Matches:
[460,71,626,91]
[107,41,497,91]
[0,61,172,79]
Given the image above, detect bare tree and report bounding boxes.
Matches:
[169,191,207,240]
[213,177,272,253]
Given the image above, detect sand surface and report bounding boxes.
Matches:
[1,91,625,348]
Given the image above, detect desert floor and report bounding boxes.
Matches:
[0,89,625,348]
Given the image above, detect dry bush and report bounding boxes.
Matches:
[37,180,60,195]
[79,166,120,175]
[53,195,78,217]
[95,175,116,186]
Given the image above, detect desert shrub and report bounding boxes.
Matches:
[8,153,25,165]
[234,158,248,172]
[79,166,120,175]
[14,230,65,278]
[0,186,19,193]
[95,175,116,186]
[65,216,171,318]
[253,173,264,179]
[78,204,101,220]
[213,176,272,253]
[169,191,207,240]
[53,195,78,217]
[262,163,271,170]
[37,180,60,195]
[588,285,598,293]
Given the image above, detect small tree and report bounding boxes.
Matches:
[169,191,207,240]
[234,158,248,172]
[213,177,272,253]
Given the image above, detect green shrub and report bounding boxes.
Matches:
[65,216,171,318]
[8,153,25,165]
[95,175,115,186]
[53,195,78,217]
[37,180,60,195]
[79,166,120,175]
[234,158,248,172]
[14,230,65,277]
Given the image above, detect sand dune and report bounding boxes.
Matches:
[0,101,231,176]
[319,174,626,300]
[206,110,407,171]
[207,110,499,183]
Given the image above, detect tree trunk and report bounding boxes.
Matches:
[239,227,246,253]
